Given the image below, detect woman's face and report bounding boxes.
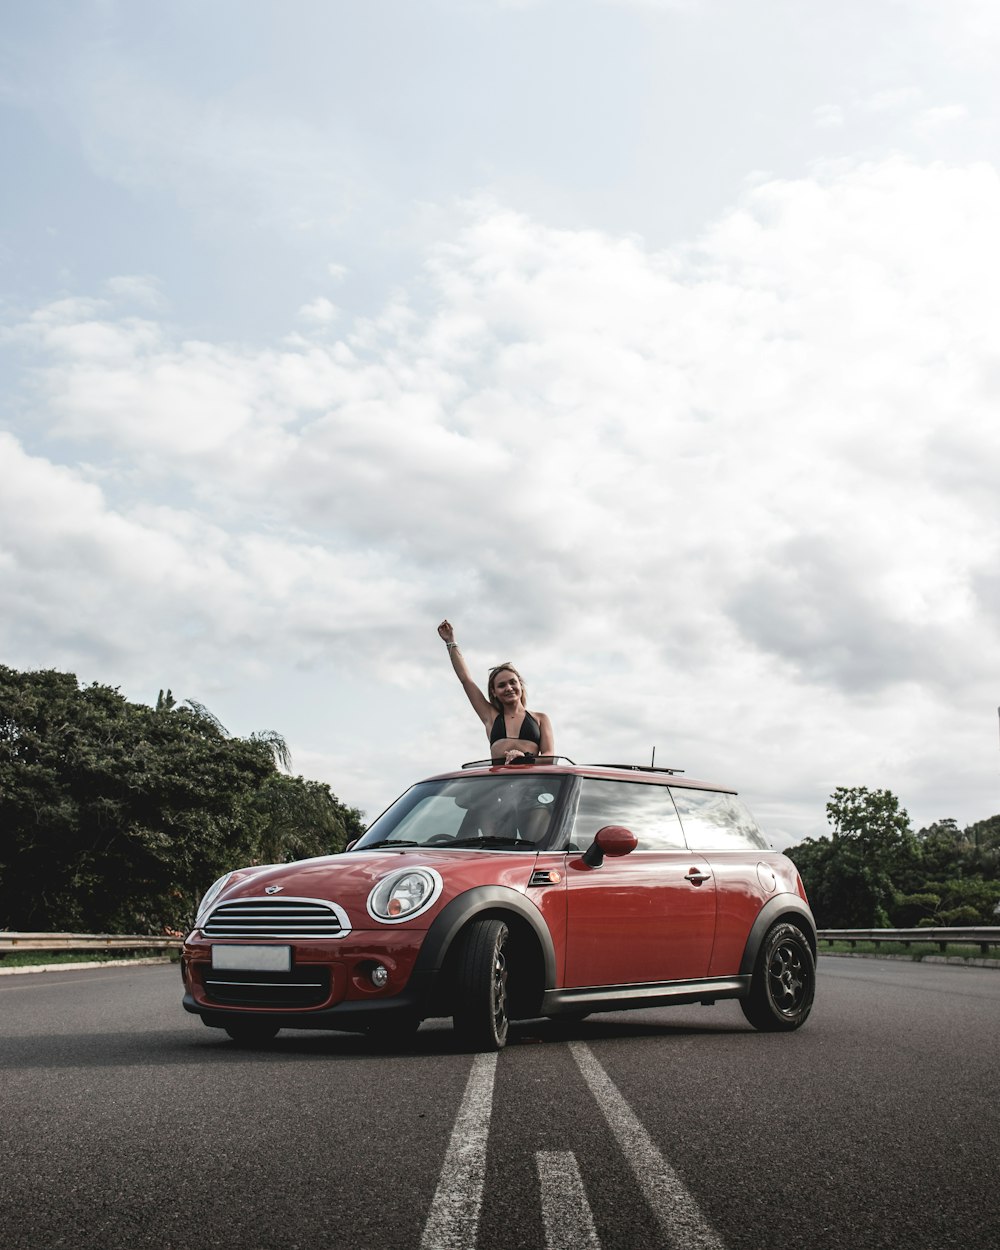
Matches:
[491,668,522,705]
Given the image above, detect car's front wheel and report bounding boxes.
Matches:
[741,921,815,1032]
[452,918,511,1051]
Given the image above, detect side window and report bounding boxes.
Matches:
[670,788,770,851]
[572,779,686,851]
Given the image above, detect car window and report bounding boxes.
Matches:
[386,794,468,842]
[354,776,567,850]
[669,788,770,851]
[571,779,686,851]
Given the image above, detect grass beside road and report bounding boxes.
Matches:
[821,940,997,962]
[0,949,180,967]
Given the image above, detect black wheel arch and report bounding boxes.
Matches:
[416,885,556,1017]
[739,895,817,978]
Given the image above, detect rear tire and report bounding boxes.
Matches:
[452,919,511,1051]
[741,922,815,1032]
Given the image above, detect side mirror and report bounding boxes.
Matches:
[581,824,638,868]
[345,840,358,852]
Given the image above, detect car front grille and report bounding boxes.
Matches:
[203,897,348,939]
[201,967,332,1009]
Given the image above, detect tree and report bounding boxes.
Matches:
[790,789,1000,928]
[788,786,918,927]
[908,817,1000,924]
[0,665,363,933]
[242,773,365,866]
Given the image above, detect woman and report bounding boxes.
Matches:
[437,620,554,763]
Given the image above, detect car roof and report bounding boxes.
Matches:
[423,759,737,795]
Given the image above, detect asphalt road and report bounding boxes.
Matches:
[1,957,998,1250]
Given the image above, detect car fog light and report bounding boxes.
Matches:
[370,964,389,988]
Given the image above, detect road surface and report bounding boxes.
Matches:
[1,957,997,1249]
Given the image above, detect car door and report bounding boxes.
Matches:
[563,777,717,987]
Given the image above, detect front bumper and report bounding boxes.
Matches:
[182,928,434,1032]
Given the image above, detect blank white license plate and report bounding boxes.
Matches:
[211,945,291,972]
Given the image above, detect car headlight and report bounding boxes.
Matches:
[367,868,443,924]
[194,873,234,928]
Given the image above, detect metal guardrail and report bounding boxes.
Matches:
[5,927,999,958]
[0,932,184,953]
[817,927,1000,956]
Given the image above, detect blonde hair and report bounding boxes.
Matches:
[487,663,527,712]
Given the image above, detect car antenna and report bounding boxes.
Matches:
[651,745,656,768]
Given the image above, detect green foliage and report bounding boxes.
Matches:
[892,892,941,927]
[789,786,918,927]
[789,784,1000,929]
[0,665,364,934]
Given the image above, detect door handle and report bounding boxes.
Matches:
[684,869,711,885]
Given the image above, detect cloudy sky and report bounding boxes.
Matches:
[3,0,999,847]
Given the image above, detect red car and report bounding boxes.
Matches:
[182,759,816,1050]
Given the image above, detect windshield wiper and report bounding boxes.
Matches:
[364,839,422,848]
[447,836,530,849]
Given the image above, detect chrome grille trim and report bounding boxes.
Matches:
[203,895,351,939]
[201,966,332,1008]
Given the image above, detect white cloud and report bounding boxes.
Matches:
[913,104,970,136]
[297,297,340,324]
[814,105,845,130]
[0,431,425,683]
[862,86,923,114]
[5,156,1000,836]
[103,275,166,310]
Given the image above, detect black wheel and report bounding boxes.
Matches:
[223,1020,281,1045]
[741,922,815,1032]
[452,918,511,1051]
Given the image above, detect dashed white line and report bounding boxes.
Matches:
[570,1042,727,1250]
[536,1150,601,1250]
[420,1051,498,1250]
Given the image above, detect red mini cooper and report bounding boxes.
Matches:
[182,759,816,1050]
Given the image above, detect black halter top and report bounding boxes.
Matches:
[489,709,542,746]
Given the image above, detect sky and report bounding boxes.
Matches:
[2,0,999,849]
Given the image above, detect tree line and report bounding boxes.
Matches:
[787,785,1000,929]
[0,665,364,935]
[4,663,996,936]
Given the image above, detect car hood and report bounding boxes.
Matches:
[211,848,545,926]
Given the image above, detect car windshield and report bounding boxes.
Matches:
[353,775,568,852]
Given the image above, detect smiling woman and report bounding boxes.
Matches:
[437,620,554,763]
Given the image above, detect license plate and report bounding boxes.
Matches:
[211,945,291,972]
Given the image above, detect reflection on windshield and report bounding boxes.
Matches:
[354,776,566,851]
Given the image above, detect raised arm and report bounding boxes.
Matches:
[437,620,494,725]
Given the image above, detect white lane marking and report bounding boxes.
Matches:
[570,1042,727,1250]
[536,1150,601,1250]
[421,1051,498,1250]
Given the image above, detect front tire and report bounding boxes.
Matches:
[741,921,815,1032]
[452,919,511,1051]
